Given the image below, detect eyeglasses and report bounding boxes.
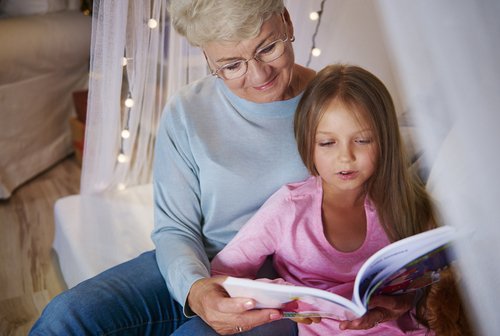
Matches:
[207,33,290,80]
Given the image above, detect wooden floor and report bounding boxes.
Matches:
[0,155,81,335]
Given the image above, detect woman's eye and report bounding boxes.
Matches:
[318,141,335,147]
[258,43,277,55]
[224,61,243,72]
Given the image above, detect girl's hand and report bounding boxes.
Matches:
[339,293,415,330]
[187,276,282,335]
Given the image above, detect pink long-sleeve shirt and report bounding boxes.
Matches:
[211,176,431,335]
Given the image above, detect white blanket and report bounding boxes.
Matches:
[53,184,155,288]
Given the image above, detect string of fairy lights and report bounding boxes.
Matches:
[114,2,326,189]
[114,15,160,190]
[306,0,327,67]
[117,55,132,166]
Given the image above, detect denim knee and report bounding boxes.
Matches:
[30,289,88,335]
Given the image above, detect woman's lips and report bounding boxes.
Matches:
[254,75,277,91]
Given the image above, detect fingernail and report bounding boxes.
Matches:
[243,300,254,309]
[270,313,281,320]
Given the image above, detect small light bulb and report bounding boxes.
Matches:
[311,47,321,57]
[147,18,158,29]
[309,12,319,21]
[117,153,128,163]
[124,97,134,107]
[121,129,130,139]
[117,183,126,191]
[122,57,128,66]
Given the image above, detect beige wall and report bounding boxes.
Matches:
[289,0,406,116]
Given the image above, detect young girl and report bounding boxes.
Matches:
[211,64,437,335]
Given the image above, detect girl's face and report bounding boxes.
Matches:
[203,14,295,103]
[314,101,378,197]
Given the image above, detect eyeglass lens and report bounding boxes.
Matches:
[217,39,286,80]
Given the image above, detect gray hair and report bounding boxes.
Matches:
[168,0,285,47]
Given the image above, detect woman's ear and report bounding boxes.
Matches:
[283,8,294,40]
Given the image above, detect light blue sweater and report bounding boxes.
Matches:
[152,75,309,310]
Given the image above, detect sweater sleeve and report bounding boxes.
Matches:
[211,187,292,279]
[151,101,209,314]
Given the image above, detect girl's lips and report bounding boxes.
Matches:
[337,171,358,180]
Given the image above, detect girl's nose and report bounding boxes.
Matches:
[338,144,354,162]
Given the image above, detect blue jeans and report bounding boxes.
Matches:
[173,316,297,336]
[29,250,298,336]
[172,317,298,336]
[30,251,186,335]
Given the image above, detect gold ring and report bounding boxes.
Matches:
[236,326,243,332]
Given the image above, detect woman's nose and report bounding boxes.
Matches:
[246,58,271,83]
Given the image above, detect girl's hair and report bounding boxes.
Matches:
[168,0,285,47]
[294,64,438,242]
[295,63,439,328]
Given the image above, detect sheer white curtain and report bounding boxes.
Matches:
[81,0,206,194]
[166,20,207,98]
[376,1,500,335]
[291,1,500,334]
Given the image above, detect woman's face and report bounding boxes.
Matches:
[203,13,295,103]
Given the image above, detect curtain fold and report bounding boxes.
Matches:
[81,0,207,194]
[377,1,500,334]
[81,0,128,193]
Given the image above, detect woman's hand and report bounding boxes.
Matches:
[339,293,415,330]
[187,276,283,335]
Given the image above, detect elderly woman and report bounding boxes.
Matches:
[31,1,414,335]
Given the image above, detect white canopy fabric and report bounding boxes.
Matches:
[377,1,500,334]
[77,1,500,334]
[81,0,207,194]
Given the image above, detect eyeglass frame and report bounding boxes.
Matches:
[204,14,292,80]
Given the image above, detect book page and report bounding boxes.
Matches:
[352,226,456,307]
[222,277,366,320]
[360,245,452,305]
[369,244,451,298]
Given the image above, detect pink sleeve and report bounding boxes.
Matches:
[211,188,292,278]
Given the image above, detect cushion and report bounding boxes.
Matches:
[0,0,67,17]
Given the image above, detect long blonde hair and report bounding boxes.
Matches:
[294,64,438,242]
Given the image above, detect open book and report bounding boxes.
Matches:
[222,226,457,321]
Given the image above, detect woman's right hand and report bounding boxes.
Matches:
[187,276,283,335]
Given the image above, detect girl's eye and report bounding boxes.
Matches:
[318,141,335,147]
[355,138,372,144]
